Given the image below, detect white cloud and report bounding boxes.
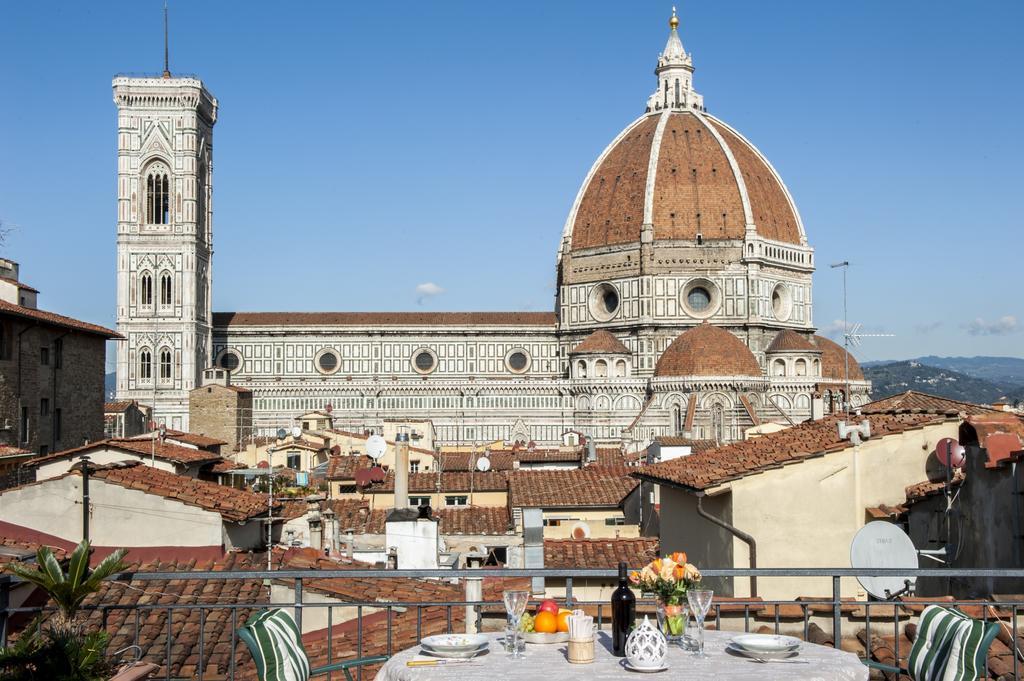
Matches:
[963,315,1018,336]
[415,282,445,305]
[821,319,852,339]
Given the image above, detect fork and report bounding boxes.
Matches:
[750,656,809,664]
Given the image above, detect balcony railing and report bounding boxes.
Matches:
[3,567,1024,680]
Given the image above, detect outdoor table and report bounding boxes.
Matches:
[375,630,868,681]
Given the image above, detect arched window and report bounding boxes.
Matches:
[672,404,683,436]
[773,358,786,376]
[674,79,680,107]
[145,162,170,225]
[140,273,153,306]
[711,404,726,444]
[823,390,833,414]
[594,359,608,378]
[160,272,172,306]
[813,359,821,376]
[615,359,627,377]
[577,360,587,378]
[159,348,172,380]
[795,358,807,376]
[139,349,152,380]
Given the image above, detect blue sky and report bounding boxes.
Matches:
[1,1,1021,368]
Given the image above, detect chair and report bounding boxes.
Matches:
[862,605,1000,681]
[238,609,388,681]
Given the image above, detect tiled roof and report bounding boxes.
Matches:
[544,538,659,569]
[88,461,275,522]
[654,323,762,378]
[766,329,816,354]
[103,400,137,413]
[26,438,223,467]
[325,454,373,480]
[365,506,513,535]
[365,470,509,493]
[813,334,864,381]
[0,298,120,338]
[508,467,638,508]
[633,413,948,491]
[205,458,244,473]
[0,445,31,459]
[861,390,997,416]
[570,330,631,355]
[0,536,67,566]
[436,451,516,471]
[278,498,371,527]
[654,436,717,451]
[905,470,965,504]
[325,429,435,456]
[156,429,227,448]
[0,276,39,293]
[214,311,557,327]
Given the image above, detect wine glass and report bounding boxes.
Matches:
[686,589,714,658]
[503,590,530,659]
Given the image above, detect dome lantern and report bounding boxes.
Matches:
[648,7,703,113]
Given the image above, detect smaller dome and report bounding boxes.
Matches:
[655,323,762,378]
[766,329,816,354]
[813,335,864,381]
[570,330,630,355]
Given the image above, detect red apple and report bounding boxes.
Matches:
[537,599,559,616]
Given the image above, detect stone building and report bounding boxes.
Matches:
[189,367,253,452]
[103,400,149,438]
[0,259,119,456]
[114,11,869,444]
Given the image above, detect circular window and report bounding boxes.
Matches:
[217,350,241,372]
[680,279,720,318]
[315,349,341,375]
[506,349,531,374]
[772,284,793,321]
[412,349,437,374]
[588,282,620,322]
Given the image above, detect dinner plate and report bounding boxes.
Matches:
[419,634,489,652]
[622,660,669,673]
[726,643,799,660]
[730,634,801,653]
[418,643,489,659]
[522,631,570,644]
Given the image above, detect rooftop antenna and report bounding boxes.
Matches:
[162,1,171,78]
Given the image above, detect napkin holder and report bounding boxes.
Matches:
[567,636,595,664]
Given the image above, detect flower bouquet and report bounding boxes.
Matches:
[629,552,701,642]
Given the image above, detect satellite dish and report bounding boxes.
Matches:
[850,521,919,599]
[476,456,491,472]
[935,437,966,469]
[369,465,386,482]
[291,426,302,439]
[276,428,287,440]
[570,522,591,540]
[330,445,341,456]
[366,434,387,461]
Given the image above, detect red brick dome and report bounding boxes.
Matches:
[562,110,804,256]
[655,323,762,378]
[813,335,864,381]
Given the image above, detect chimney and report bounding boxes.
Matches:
[308,513,323,552]
[394,431,410,509]
[322,507,338,555]
[346,529,354,560]
[522,507,545,595]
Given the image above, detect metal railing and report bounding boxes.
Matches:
[2,567,1024,681]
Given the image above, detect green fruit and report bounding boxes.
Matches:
[519,612,535,633]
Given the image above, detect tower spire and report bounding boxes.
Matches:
[646,7,704,113]
[162,1,171,79]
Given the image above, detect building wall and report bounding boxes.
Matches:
[538,507,639,539]
[189,384,253,452]
[0,319,107,456]
[659,421,957,599]
[34,449,179,481]
[365,489,507,510]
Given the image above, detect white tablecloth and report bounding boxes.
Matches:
[374,631,868,681]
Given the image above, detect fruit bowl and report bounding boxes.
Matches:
[522,631,570,644]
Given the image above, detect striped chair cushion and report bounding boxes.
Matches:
[243,609,312,681]
[907,605,996,681]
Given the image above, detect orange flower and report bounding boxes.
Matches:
[670,551,688,565]
[629,571,641,584]
[673,565,686,581]
[651,559,663,574]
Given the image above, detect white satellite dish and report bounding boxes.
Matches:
[850,521,919,599]
[291,426,302,439]
[366,434,387,461]
[276,428,287,440]
[476,456,491,472]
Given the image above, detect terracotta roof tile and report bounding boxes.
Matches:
[0,536,67,566]
[103,401,137,413]
[436,451,516,471]
[508,467,638,508]
[0,445,31,459]
[812,335,864,381]
[214,311,556,328]
[861,390,997,417]
[654,323,762,378]
[365,470,509,494]
[765,329,816,354]
[544,538,659,569]
[325,454,374,480]
[904,471,964,504]
[570,330,631,355]
[364,506,513,535]
[653,437,718,453]
[26,438,223,468]
[0,276,38,293]
[0,298,120,338]
[634,413,949,491]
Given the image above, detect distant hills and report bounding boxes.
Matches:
[862,356,1024,405]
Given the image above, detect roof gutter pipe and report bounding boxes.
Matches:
[696,493,757,597]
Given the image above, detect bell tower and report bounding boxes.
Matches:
[112,68,217,430]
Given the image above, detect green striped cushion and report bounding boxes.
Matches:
[941,614,997,681]
[243,609,312,681]
[907,606,966,681]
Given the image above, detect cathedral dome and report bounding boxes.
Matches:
[813,335,865,381]
[655,323,762,378]
[563,109,803,255]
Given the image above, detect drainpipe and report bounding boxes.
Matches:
[696,493,757,597]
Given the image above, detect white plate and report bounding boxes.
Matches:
[622,661,669,673]
[730,634,801,653]
[727,643,799,660]
[418,643,489,659]
[522,631,570,644]
[419,634,489,652]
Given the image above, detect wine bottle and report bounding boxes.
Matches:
[611,560,635,656]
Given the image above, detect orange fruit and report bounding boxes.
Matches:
[534,610,558,634]
[556,611,571,633]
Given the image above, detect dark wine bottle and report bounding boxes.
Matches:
[611,560,636,656]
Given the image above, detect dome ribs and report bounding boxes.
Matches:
[572,115,659,250]
[654,323,763,378]
[705,119,801,245]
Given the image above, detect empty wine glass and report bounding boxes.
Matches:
[686,589,714,658]
[503,590,530,659]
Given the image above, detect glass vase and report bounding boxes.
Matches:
[654,598,688,644]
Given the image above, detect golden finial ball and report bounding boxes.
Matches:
[669,7,679,29]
